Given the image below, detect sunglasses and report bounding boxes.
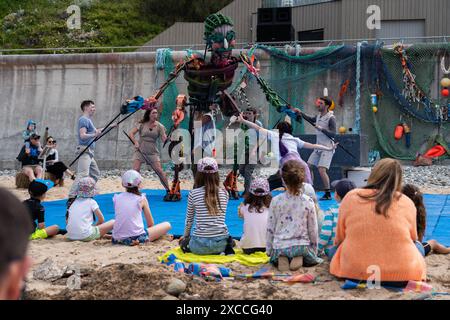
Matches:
[47,140,56,144]
[315,99,325,107]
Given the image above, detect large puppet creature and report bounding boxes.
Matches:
[147,13,243,201]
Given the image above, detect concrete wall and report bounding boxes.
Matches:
[0,49,357,169]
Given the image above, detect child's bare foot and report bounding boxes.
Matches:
[130,239,140,246]
[278,256,290,272]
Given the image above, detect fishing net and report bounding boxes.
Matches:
[364,42,450,160]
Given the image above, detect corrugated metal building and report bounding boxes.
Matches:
[141,0,449,50]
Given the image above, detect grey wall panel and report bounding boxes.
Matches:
[143,0,449,49]
[219,0,263,43]
[341,0,449,41]
[291,1,342,41]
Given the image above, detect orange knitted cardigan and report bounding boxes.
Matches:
[330,189,426,282]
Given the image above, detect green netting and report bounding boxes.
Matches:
[156,49,191,132]
[261,45,357,134]
[366,43,450,160]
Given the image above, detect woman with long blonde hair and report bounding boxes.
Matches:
[180,157,232,255]
[330,158,426,287]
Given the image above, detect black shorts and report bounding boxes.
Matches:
[422,242,432,256]
[243,247,266,255]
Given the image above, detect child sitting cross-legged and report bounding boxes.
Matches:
[402,184,450,256]
[23,180,59,240]
[267,160,323,272]
[238,177,271,255]
[180,157,234,255]
[66,177,114,241]
[318,179,356,259]
[112,170,171,245]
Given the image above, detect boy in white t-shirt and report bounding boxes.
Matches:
[66,177,114,241]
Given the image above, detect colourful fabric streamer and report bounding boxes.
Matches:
[282,273,316,284]
[161,253,233,281]
[403,281,433,293]
[341,280,367,290]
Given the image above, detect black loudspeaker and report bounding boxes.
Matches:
[258,8,274,24]
[257,7,292,24]
[257,24,295,42]
[257,7,294,42]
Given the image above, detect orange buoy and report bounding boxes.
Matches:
[394,124,404,140]
[424,145,446,158]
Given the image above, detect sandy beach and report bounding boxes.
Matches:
[1,175,449,300]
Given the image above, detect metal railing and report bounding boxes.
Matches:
[262,0,335,8]
[0,36,448,55]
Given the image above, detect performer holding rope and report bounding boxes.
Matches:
[292,97,337,200]
[67,100,117,209]
[127,107,170,198]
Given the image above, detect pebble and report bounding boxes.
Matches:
[165,278,187,297]
[2,165,449,189]
[33,258,67,281]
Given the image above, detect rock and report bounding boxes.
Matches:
[191,278,204,286]
[162,295,179,300]
[182,293,202,300]
[165,278,187,296]
[412,293,432,300]
[33,258,67,281]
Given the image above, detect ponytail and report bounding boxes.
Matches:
[277,121,292,158]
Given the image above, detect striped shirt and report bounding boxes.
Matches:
[318,205,339,255]
[184,186,229,238]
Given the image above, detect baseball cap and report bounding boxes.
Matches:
[197,157,218,174]
[331,179,356,199]
[121,170,143,188]
[29,179,54,196]
[30,133,41,139]
[249,178,270,196]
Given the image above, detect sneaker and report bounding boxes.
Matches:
[320,192,332,201]
[289,256,303,271]
[278,256,290,272]
[303,257,324,268]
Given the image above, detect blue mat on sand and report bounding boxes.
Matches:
[43,190,450,246]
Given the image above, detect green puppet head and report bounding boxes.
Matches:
[204,13,236,55]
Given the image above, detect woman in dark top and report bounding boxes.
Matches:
[17,133,43,182]
[44,136,75,183]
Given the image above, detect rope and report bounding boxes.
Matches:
[380,57,440,123]
[155,48,170,70]
[354,42,362,134]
